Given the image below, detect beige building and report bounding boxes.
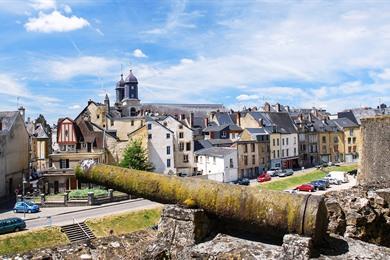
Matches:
[235,128,270,178]
[0,110,29,198]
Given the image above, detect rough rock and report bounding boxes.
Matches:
[281,234,313,260]
[324,185,390,246]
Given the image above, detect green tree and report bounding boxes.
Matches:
[119,139,154,171]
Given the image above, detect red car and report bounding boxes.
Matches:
[257,173,271,182]
[295,184,315,192]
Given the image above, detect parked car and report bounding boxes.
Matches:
[278,169,294,177]
[319,179,330,188]
[295,184,315,192]
[235,178,250,186]
[257,173,271,182]
[310,180,327,190]
[266,168,281,177]
[325,171,348,183]
[13,200,40,213]
[327,178,342,185]
[0,217,26,234]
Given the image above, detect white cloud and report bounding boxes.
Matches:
[24,10,89,33]
[132,49,147,58]
[63,4,72,14]
[30,0,56,10]
[39,56,119,80]
[236,94,259,101]
[0,74,26,97]
[180,58,193,64]
[69,104,81,110]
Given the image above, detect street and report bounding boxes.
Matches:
[0,199,160,230]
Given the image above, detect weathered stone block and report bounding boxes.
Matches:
[281,234,313,260]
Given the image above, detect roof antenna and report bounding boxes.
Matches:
[16,96,20,108]
[120,64,123,75]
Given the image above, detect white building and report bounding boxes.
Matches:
[147,119,175,175]
[195,147,238,183]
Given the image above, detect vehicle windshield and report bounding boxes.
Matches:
[24,201,34,206]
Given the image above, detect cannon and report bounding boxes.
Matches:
[76,164,328,242]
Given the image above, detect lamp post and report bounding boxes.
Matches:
[22,178,27,219]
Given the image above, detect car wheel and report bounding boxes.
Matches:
[14,228,19,232]
[28,209,31,213]
[309,189,312,192]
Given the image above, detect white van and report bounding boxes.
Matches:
[325,171,348,184]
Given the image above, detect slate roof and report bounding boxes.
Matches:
[195,147,236,157]
[332,117,359,129]
[33,124,49,139]
[0,111,19,134]
[203,124,242,132]
[194,139,213,151]
[248,112,297,134]
[246,128,269,135]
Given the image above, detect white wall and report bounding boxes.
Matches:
[196,150,238,182]
[147,121,175,174]
[280,133,298,159]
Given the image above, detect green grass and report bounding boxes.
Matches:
[86,207,162,237]
[259,164,357,191]
[69,188,108,199]
[0,227,68,256]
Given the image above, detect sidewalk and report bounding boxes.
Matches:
[0,198,143,221]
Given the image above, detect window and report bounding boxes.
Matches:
[293,137,296,145]
[244,155,248,165]
[348,146,352,153]
[213,156,216,164]
[272,150,275,159]
[131,86,134,90]
[111,120,114,126]
[294,148,297,156]
[97,115,100,119]
[184,154,189,163]
[348,137,352,144]
[147,124,152,130]
[179,132,184,139]
[148,134,152,139]
[322,145,327,153]
[229,158,234,168]
[221,131,227,138]
[179,142,184,151]
[352,137,356,144]
[167,159,171,168]
[277,138,279,146]
[244,144,248,153]
[353,146,357,152]
[286,138,289,145]
[60,159,69,169]
[131,120,134,126]
[251,143,255,152]
[349,129,353,136]
[186,142,191,151]
[286,149,289,157]
[252,155,256,164]
[282,138,285,146]
[273,139,275,146]
[282,149,284,157]
[277,150,280,158]
[334,136,338,143]
[131,94,134,98]
[322,136,326,143]
[166,133,170,139]
[166,146,171,155]
[65,129,69,137]
[179,125,183,129]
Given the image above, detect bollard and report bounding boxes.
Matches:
[63,192,69,206]
[76,164,328,243]
[87,192,95,206]
[108,189,114,201]
[40,193,45,206]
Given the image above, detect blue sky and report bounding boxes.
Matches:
[0,0,389,123]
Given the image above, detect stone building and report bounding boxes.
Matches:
[0,110,29,198]
[235,128,270,178]
[26,122,50,172]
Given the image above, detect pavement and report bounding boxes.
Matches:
[0,198,160,230]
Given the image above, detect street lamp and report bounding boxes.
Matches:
[22,178,27,219]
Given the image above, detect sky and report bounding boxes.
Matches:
[0,0,389,123]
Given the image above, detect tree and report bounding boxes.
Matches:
[119,139,154,171]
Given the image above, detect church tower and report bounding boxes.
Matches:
[116,69,141,117]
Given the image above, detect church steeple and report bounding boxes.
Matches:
[123,69,139,100]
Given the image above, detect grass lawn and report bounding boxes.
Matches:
[0,227,68,256]
[86,207,162,237]
[259,164,357,191]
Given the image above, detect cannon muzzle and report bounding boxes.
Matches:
[76,164,328,242]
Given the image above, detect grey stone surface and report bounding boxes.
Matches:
[281,234,313,260]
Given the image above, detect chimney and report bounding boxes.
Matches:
[276,103,281,112]
[18,106,25,122]
[264,102,271,112]
[285,105,290,112]
[190,112,194,128]
[204,117,209,127]
[259,118,264,127]
[237,112,241,126]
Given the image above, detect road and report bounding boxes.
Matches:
[2,199,160,230]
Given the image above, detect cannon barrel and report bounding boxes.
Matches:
[76,164,328,241]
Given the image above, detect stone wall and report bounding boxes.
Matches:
[358,115,390,185]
